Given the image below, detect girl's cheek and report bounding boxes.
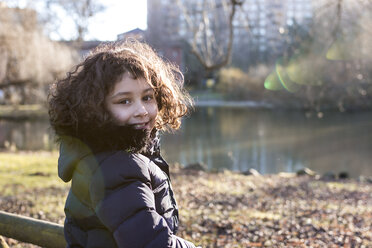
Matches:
[148,102,158,113]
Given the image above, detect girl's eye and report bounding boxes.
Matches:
[118,99,131,104]
[143,95,154,101]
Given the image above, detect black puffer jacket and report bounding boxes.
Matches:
[58,136,196,248]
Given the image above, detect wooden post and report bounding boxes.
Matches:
[0,211,66,248]
[0,236,10,248]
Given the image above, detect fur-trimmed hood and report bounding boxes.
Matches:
[57,125,160,182]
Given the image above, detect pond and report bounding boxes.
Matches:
[1,107,372,177]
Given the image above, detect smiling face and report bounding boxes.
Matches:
[105,73,158,131]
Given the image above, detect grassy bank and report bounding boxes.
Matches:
[0,152,371,247]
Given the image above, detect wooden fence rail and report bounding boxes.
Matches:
[0,210,66,248]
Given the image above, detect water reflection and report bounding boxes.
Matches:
[0,119,54,151]
[161,107,372,177]
[1,107,372,177]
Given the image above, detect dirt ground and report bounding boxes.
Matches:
[1,169,371,248]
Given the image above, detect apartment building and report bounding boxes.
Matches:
[146,0,314,68]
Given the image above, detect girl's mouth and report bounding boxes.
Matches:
[132,122,150,130]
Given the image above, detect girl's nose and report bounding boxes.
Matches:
[134,103,148,117]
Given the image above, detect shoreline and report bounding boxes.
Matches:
[1,150,371,180]
[0,104,48,120]
[2,103,372,120]
[194,100,274,108]
[0,150,371,180]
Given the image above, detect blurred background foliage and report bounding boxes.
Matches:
[0,0,371,112]
[0,2,78,105]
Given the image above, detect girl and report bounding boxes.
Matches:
[48,40,199,248]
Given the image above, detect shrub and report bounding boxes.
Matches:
[217,65,269,100]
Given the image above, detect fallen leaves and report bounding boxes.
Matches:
[0,167,371,247]
[171,170,372,247]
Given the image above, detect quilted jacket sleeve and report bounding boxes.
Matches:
[89,152,196,248]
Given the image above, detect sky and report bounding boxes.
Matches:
[59,0,148,41]
[4,0,147,41]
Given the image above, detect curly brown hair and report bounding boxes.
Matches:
[48,39,193,140]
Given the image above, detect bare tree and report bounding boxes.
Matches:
[0,5,78,104]
[45,0,105,42]
[1,0,105,42]
[177,0,244,73]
